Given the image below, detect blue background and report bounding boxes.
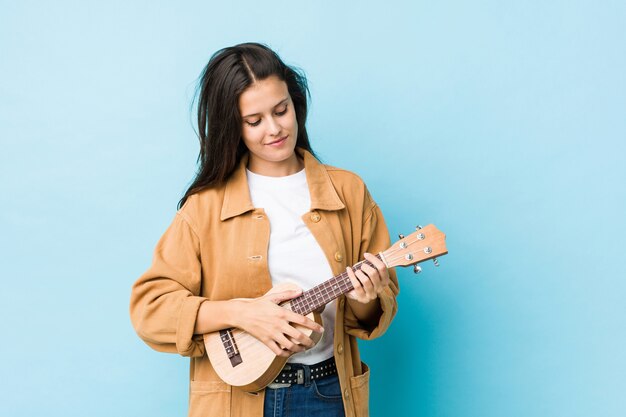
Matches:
[1,1,625,416]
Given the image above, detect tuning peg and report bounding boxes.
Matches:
[416,225,423,230]
[413,265,422,274]
[398,233,405,239]
[433,258,440,267]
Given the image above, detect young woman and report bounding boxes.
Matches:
[130,42,399,417]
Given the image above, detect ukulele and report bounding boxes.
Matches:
[203,224,448,391]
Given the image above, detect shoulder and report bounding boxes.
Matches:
[176,184,227,230]
[324,164,366,187]
[322,164,377,211]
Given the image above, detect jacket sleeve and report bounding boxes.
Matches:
[344,192,400,341]
[129,211,206,357]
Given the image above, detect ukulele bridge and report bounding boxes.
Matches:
[219,329,243,367]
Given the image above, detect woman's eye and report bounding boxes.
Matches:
[276,106,288,116]
[246,119,261,127]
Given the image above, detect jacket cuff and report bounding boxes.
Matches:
[176,296,207,357]
[347,286,398,340]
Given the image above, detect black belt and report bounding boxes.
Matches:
[271,357,337,385]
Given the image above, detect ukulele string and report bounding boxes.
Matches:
[212,270,359,356]
[383,237,435,266]
[214,239,434,357]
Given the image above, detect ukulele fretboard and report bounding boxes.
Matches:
[288,254,383,315]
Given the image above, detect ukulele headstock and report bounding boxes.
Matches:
[381,224,448,271]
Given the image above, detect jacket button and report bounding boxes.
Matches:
[310,212,321,222]
[334,252,343,262]
[339,298,345,309]
[344,388,350,399]
[337,344,343,354]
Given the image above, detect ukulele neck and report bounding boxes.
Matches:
[288,254,383,315]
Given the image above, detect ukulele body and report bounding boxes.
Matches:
[203,282,323,392]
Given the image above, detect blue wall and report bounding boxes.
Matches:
[1,1,625,416]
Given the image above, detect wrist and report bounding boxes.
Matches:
[224,299,243,328]
[194,299,247,334]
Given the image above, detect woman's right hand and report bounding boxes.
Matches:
[232,288,324,357]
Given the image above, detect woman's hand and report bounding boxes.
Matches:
[233,288,324,357]
[346,252,390,304]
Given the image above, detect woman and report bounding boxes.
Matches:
[130,42,399,417]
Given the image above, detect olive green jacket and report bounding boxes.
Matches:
[130,148,399,417]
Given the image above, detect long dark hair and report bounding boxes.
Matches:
[178,42,316,209]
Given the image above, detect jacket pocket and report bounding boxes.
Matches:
[189,380,231,417]
[349,362,370,417]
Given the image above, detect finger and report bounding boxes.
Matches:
[282,326,315,348]
[276,333,304,353]
[364,253,389,288]
[363,252,388,277]
[355,269,376,299]
[364,253,389,282]
[356,263,383,292]
[284,334,313,349]
[266,288,302,304]
[267,340,290,357]
[347,266,367,301]
[363,252,385,270]
[285,311,324,333]
[359,261,376,277]
[359,263,382,291]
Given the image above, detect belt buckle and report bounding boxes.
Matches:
[296,369,304,384]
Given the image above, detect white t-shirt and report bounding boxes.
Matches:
[246,168,336,365]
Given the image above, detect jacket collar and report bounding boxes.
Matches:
[220,148,345,221]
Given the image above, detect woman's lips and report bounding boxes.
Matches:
[266,136,288,146]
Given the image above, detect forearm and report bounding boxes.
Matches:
[193,289,324,357]
[193,299,243,334]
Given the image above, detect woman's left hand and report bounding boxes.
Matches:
[346,252,390,304]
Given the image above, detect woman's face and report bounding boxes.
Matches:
[238,75,301,176]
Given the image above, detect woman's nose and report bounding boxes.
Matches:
[266,116,281,136]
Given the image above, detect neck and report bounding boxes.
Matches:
[287,254,383,315]
[247,153,303,177]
